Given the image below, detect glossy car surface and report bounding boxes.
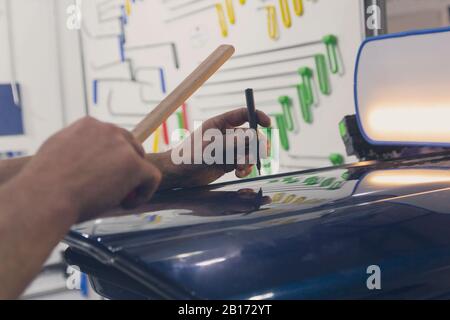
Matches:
[65,152,450,299]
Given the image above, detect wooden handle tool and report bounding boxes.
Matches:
[0,45,235,185]
[132,44,235,142]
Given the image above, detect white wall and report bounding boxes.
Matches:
[55,0,86,124]
[0,0,66,155]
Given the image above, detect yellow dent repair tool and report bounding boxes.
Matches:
[293,0,304,16]
[279,0,292,28]
[216,3,228,37]
[258,5,279,40]
[125,0,132,16]
[239,0,246,4]
[225,0,236,25]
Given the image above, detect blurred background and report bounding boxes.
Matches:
[0,0,449,300]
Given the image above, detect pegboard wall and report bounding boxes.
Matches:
[80,0,370,176]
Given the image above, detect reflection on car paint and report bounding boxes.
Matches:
[67,153,450,299]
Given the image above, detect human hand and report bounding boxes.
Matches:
[10,117,162,223]
[148,108,271,190]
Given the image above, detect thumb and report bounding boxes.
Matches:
[121,160,162,209]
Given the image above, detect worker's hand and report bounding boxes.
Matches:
[148,108,271,189]
[8,117,162,223]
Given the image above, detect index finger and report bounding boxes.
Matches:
[118,127,146,158]
[204,108,271,131]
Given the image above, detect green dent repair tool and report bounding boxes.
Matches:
[272,114,290,151]
[261,127,273,175]
[315,54,331,95]
[278,96,295,132]
[297,84,313,124]
[176,111,185,139]
[323,34,339,74]
[298,67,314,106]
[261,126,273,158]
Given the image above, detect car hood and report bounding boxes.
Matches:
[66,153,450,299]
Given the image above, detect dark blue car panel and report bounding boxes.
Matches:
[66,153,450,299]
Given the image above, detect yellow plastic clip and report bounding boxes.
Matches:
[216,3,228,37]
[266,6,278,40]
[125,0,131,16]
[152,127,160,153]
[239,0,246,4]
[279,0,292,28]
[225,0,236,25]
[293,0,303,16]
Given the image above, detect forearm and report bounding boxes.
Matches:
[0,176,78,299]
[0,157,31,186]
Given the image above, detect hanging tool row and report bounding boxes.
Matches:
[259,0,308,40]
[270,43,336,152]
[163,0,318,40]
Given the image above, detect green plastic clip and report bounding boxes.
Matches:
[278,96,294,132]
[329,181,344,190]
[320,177,336,188]
[322,34,339,74]
[315,54,331,95]
[304,176,319,186]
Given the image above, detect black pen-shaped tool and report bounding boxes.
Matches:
[244,188,264,216]
[245,88,261,175]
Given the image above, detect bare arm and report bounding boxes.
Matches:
[0,117,161,299]
[0,157,30,185]
[0,176,77,299]
[1,109,271,192]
